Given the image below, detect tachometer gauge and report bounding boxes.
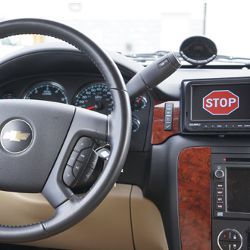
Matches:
[24,81,68,104]
[74,83,113,115]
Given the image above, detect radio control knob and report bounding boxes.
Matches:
[215,169,224,179]
[132,117,140,133]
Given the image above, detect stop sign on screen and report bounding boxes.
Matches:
[203,90,239,115]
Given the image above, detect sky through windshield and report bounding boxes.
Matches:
[0,0,249,57]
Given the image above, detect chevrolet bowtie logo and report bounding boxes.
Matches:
[3,131,31,142]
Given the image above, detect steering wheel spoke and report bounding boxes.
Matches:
[69,107,109,142]
[42,107,109,208]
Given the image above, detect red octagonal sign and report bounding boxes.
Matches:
[203,90,239,115]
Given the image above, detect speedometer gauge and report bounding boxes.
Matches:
[24,81,68,104]
[74,83,113,115]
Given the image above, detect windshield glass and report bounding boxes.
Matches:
[0,0,249,57]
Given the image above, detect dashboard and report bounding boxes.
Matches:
[5,44,250,250]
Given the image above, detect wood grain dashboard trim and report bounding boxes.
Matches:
[151,101,180,145]
[178,147,211,250]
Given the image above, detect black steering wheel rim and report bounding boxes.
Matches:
[0,18,131,242]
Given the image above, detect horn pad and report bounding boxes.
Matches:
[0,100,75,193]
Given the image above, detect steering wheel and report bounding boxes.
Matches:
[0,19,131,242]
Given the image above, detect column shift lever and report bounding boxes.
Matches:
[126,52,181,98]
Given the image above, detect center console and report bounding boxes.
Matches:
[170,142,250,250]
[149,77,250,250]
[180,78,250,250]
[212,152,250,250]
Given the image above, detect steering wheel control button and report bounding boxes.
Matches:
[96,147,110,160]
[63,165,75,186]
[72,150,98,187]
[74,137,93,152]
[64,138,98,187]
[73,161,82,177]
[0,119,33,154]
[77,148,92,163]
[83,167,94,182]
[67,151,78,166]
[80,152,98,185]
[218,229,243,250]
[215,169,225,179]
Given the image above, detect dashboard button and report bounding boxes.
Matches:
[230,231,241,242]
[202,124,210,129]
[216,203,224,210]
[244,124,250,128]
[215,169,225,179]
[220,230,230,241]
[165,110,172,116]
[217,196,223,203]
[132,117,141,133]
[217,183,224,189]
[165,103,173,109]
[164,122,172,131]
[216,124,223,129]
[165,116,172,122]
[217,190,223,195]
[219,241,229,250]
[232,242,241,250]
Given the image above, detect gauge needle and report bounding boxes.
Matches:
[86,105,95,110]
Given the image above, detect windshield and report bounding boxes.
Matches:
[0,0,249,58]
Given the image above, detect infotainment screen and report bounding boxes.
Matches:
[191,84,250,121]
[227,167,250,213]
[182,78,250,133]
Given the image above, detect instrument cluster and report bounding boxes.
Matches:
[1,80,148,116]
